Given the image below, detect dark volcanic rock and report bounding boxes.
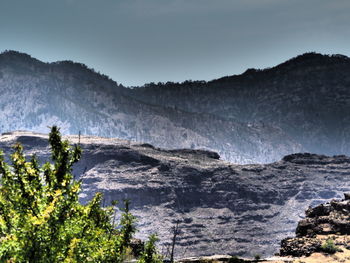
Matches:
[280,237,322,257]
[2,131,350,258]
[280,193,350,257]
[295,197,350,237]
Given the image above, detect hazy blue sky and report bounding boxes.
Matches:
[1,0,349,86]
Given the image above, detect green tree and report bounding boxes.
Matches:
[0,126,159,262]
[138,234,162,263]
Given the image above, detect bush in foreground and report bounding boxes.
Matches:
[321,238,340,254]
[0,126,160,262]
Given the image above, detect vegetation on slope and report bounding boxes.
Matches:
[0,126,161,262]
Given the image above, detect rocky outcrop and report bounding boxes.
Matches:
[2,131,350,258]
[280,237,322,257]
[280,193,350,257]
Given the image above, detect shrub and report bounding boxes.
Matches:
[138,234,163,263]
[321,238,339,254]
[0,126,159,262]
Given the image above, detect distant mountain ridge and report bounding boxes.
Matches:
[1,50,349,163]
[130,52,350,157]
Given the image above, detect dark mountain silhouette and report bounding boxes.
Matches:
[130,52,350,157]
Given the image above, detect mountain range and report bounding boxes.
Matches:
[1,51,350,163]
[129,53,350,157]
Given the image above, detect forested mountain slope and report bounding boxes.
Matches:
[0,50,305,163]
[130,53,350,157]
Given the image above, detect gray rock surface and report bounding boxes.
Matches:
[1,131,350,258]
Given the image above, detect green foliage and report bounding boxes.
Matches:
[321,238,339,254]
[0,126,159,262]
[138,234,163,263]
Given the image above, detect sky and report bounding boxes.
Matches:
[1,0,350,86]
